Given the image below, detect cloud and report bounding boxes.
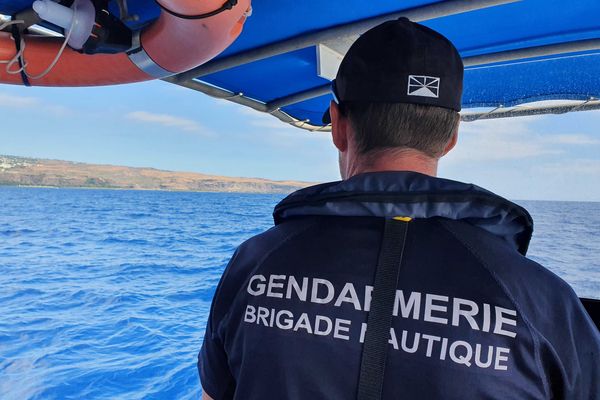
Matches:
[209,96,329,137]
[447,116,561,163]
[544,134,600,146]
[44,104,73,116]
[0,92,74,116]
[535,159,600,175]
[0,92,40,108]
[211,97,241,108]
[238,106,329,136]
[447,115,600,165]
[126,111,207,133]
[246,111,285,130]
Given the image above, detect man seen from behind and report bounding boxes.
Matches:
[199,18,600,400]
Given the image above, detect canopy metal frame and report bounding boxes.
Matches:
[162,0,600,131]
[171,0,521,82]
[461,98,600,122]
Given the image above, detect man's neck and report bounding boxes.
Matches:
[347,148,439,178]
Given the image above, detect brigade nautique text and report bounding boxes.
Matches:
[243,274,518,371]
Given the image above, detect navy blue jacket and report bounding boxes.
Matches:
[200,172,600,399]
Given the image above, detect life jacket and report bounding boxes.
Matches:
[200,171,600,400]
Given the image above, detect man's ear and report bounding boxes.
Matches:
[330,101,348,152]
[441,125,459,156]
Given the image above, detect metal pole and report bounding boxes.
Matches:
[163,77,270,112]
[460,99,600,121]
[226,38,600,113]
[161,77,332,131]
[464,39,600,67]
[266,84,331,111]
[172,0,520,82]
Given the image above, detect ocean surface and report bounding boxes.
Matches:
[0,187,599,399]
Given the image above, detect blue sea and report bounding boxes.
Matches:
[1,187,599,399]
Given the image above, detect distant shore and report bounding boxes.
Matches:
[0,183,299,195]
[0,155,313,195]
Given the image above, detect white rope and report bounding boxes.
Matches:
[1,5,77,80]
[0,19,25,65]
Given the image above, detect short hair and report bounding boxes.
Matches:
[340,102,460,158]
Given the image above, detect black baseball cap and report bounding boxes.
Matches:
[322,17,463,124]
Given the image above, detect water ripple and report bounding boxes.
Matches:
[0,188,598,399]
[0,187,279,399]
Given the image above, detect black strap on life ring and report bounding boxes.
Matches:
[156,0,238,20]
[10,24,30,87]
[357,217,410,400]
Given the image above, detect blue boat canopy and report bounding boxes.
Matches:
[2,0,600,130]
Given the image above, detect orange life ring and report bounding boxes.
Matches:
[0,0,251,86]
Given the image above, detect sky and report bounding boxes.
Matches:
[0,80,599,201]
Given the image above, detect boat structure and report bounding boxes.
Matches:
[0,0,599,327]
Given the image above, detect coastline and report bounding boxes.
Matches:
[0,155,313,195]
[0,183,301,195]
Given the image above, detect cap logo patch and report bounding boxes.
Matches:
[407,75,440,98]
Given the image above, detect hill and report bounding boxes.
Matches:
[0,155,313,194]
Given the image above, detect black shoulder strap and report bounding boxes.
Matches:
[357,217,410,400]
[10,24,30,87]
